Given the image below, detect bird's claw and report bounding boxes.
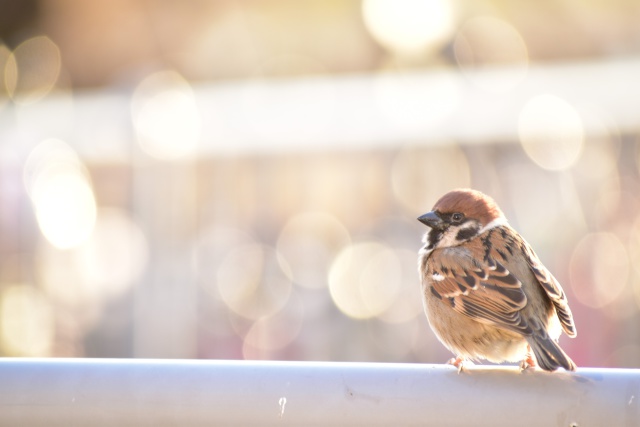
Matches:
[519,348,537,372]
[447,357,473,373]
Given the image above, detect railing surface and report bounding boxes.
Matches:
[0,358,638,426]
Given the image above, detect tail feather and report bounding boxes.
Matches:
[528,336,576,372]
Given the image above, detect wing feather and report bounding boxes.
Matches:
[520,239,577,338]
[429,244,530,336]
[427,225,577,339]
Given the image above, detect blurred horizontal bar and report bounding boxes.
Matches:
[1,358,638,426]
[1,57,640,160]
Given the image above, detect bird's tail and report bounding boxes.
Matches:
[528,335,576,372]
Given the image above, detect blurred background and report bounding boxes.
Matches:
[0,0,639,368]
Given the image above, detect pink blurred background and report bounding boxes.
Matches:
[1,0,640,368]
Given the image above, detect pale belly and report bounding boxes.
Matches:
[424,291,530,363]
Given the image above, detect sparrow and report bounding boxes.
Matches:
[417,189,577,372]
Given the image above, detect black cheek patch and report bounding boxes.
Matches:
[427,228,443,248]
[456,226,480,241]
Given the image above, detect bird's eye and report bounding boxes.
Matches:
[451,213,464,223]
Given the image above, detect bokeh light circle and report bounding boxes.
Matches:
[328,241,401,319]
[241,292,305,358]
[518,94,584,171]
[629,216,640,277]
[76,208,149,298]
[377,249,425,324]
[569,232,628,308]
[132,71,202,160]
[276,212,351,289]
[217,244,292,320]
[5,36,61,104]
[194,226,257,298]
[0,43,11,109]
[24,139,97,249]
[627,216,640,311]
[453,16,529,92]
[0,285,54,356]
[362,0,456,55]
[33,172,97,249]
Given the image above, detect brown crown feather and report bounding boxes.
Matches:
[432,189,504,226]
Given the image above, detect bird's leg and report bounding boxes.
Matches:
[519,345,537,371]
[447,356,473,373]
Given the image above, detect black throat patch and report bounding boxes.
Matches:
[426,228,443,250]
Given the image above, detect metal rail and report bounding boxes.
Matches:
[0,358,638,426]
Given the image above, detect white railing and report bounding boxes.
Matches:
[1,358,638,426]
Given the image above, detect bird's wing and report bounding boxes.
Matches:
[519,238,577,338]
[428,243,532,336]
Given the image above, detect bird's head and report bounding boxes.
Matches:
[418,189,507,251]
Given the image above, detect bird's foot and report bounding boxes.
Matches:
[519,347,537,371]
[447,357,473,373]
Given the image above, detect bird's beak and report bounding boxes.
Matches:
[417,211,445,230]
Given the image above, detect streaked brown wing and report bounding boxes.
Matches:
[520,239,577,338]
[428,250,532,336]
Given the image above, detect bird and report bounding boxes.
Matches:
[417,188,577,372]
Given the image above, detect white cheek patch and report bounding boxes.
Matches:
[480,216,508,234]
[437,231,458,248]
[460,223,479,233]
